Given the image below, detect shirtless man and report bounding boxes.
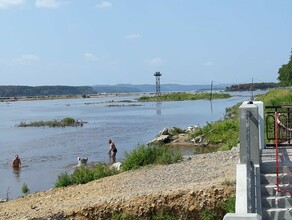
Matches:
[108,139,117,163]
[12,155,21,168]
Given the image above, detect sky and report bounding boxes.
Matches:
[1,0,292,86]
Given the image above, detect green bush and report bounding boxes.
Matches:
[62,117,75,125]
[121,144,182,171]
[55,163,118,187]
[55,172,72,187]
[200,208,218,220]
[222,196,236,213]
[21,182,30,195]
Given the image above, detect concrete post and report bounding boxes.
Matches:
[243,101,264,150]
[239,102,260,164]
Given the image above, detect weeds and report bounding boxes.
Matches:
[121,144,182,171]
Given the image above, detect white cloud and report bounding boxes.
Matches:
[84,53,100,62]
[125,34,141,40]
[35,0,61,8]
[144,57,163,67]
[0,0,25,9]
[96,1,111,9]
[15,54,40,64]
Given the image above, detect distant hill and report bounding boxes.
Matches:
[0,84,228,98]
[92,84,227,93]
[0,85,95,97]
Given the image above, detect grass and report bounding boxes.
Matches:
[187,88,292,151]
[189,118,239,151]
[55,163,119,187]
[138,92,231,102]
[257,88,292,106]
[17,117,84,127]
[121,144,183,171]
[111,212,177,220]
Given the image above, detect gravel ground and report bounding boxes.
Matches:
[0,147,239,219]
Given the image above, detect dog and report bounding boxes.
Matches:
[111,162,122,171]
[77,157,88,166]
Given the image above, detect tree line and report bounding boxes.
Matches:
[0,85,95,97]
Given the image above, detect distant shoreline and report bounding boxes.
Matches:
[0,93,146,102]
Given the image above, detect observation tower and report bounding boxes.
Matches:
[154,72,162,96]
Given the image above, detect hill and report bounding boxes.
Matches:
[0,85,95,98]
[0,84,228,98]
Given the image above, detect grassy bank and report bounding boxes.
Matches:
[55,144,182,188]
[138,92,231,102]
[187,88,292,151]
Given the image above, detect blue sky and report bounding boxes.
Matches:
[0,0,291,86]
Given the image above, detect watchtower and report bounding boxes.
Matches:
[154,72,162,96]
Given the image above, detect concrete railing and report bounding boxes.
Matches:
[224,101,263,220]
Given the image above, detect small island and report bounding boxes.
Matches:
[17,117,84,128]
[137,92,231,102]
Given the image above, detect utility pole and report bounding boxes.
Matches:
[154,72,162,96]
[210,80,213,100]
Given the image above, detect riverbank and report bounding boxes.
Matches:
[0,147,238,219]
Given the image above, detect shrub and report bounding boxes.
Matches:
[62,117,75,126]
[222,196,236,213]
[200,208,218,220]
[55,163,118,187]
[55,172,72,188]
[121,144,182,171]
[21,183,30,195]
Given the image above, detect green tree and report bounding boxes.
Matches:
[278,50,292,86]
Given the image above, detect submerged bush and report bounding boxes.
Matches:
[121,144,182,171]
[55,163,118,187]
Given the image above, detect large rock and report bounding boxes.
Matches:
[148,135,170,144]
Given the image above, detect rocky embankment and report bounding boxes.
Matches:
[0,147,238,220]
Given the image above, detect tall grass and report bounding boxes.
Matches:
[257,89,292,106]
[189,119,239,151]
[121,144,183,171]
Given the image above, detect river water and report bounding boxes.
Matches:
[0,92,256,199]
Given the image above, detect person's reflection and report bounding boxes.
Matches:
[12,167,21,180]
[156,102,162,115]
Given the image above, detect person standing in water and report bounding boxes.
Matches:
[108,139,117,163]
[12,154,21,168]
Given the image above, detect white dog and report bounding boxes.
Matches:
[111,162,122,171]
[77,157,88,166]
